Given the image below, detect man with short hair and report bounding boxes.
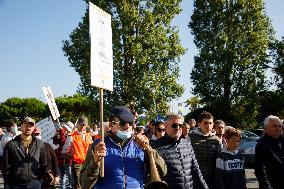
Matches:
[188,118,197,131]
[152,113,208,189]
[189,111,221,189]
[213,120,226,146]
[1,117,47,189]
[80,106,166,189]
[255,115,284,189]
[62,116,93,189]
[144,120,156,139]
[181,122,191,140]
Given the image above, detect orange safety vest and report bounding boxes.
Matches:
[71,132,92,164]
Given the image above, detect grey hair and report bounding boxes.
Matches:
[263,115,281,128]
[213,120,225,129]
[164,113,184,123]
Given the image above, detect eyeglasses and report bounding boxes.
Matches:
[156,128,165,132]
[171,123,183,129]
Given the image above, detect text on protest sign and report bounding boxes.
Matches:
[89,2,113,91]
[42,86,60,120]
[36,117,58,149]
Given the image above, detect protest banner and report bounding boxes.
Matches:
[42,86,60,121]
[36,117,58,149]
[89,2,113,177]
[89,2,113,91]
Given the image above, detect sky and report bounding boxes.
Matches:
[0,0,283,115]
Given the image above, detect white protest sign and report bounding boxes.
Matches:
[89,2,113,91]
[42,86,60,120]
[36,117,58,149]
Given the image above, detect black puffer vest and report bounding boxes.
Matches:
[189,128,221,189]
[152,134,208,189]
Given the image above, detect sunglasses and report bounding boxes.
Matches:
[119,121,134,127]
[171,123,183,129]
[156,128,165,132]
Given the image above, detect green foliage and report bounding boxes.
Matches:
[0,97,48,126]
[62,0,185,119]
[270,37,284,90]
[257,90,284,122]
[189,0,273,127]
[0,95,101,126]
[185,96,203,112]
[56,94,100,123]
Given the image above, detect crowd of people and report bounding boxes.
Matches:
[0,106,283,189]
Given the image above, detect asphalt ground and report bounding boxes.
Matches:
[0,169,259,189]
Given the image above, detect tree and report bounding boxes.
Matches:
[189,0,273,126]
[257,90,284,122]
[62,0,185,119]
[55,94,100,123]
[271,37,284,90]
[0,97,48,126]
[185,96,203,112]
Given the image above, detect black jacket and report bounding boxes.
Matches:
[255,134,284,189]
[1,135,47,186]
[152,134,208,189]
[189,128,221,189]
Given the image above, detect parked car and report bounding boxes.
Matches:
[248,128,264,137]
[240,140,258,167]
[241,130,260,144]
[240,130,260,167]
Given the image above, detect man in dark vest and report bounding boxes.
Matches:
[152,113,208,189]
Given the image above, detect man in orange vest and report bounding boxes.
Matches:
[62,116,92,189]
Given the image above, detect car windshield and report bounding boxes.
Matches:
[242,130,259,137]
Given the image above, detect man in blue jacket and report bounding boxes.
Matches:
[1,117,47,189]
[80,106,167,189]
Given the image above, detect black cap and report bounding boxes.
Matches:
[110,106,135,123]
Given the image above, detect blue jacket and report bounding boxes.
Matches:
[93,136,144,189]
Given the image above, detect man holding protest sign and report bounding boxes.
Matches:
[80,106,167,189]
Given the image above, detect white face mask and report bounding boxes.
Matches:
[35,135,42,140]
[93,130,98,135]
[10,126,18,134]
[116,130,133,140]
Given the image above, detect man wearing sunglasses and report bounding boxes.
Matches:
[152,113,208,189]
[80,106,167,189]
[1,117,47,189]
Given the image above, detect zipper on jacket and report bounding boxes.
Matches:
[118,143,126,189]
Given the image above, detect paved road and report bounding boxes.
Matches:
[0,169,259,189]
[246,169,259,189]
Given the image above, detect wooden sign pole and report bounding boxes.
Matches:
[99,88,104,177]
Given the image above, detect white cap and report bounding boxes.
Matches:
[63,121,74,132]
